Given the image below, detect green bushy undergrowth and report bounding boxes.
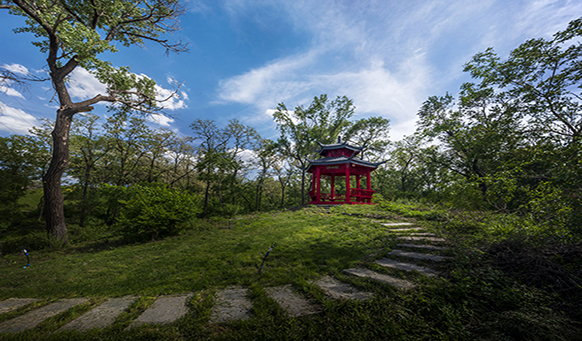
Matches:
[118,185,202,242]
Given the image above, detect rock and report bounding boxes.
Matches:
[265,285,320,317]
[343,268,415,290]
[0,298,87,334]
[313,276,374,300]
[209,287,252,323]
[129,294,191,328]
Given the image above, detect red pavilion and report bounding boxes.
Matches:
[307,138,384,205]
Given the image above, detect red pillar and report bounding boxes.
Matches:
[366,169,372,203]
[316,166,321,202]
[331,175,335,199]
[345,164,351,204]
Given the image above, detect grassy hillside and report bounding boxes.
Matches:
[0,203,580,340]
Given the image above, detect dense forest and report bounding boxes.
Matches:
[1,17,582,247]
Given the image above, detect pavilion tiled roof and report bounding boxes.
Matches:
[315,141,364,156]
[306,156,385,170]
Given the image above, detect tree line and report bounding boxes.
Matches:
[1,0,580,244]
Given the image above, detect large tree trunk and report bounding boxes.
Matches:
[42,110,73,244]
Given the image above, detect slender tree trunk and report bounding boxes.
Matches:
[203,179,210,218]
[42,110,72,244]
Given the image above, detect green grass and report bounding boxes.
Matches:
[17,188,43,211]
[0,204,580,340]
[0,208,393,299]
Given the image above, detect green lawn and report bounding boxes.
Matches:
[0,208,399,299]
[0,204,579,340]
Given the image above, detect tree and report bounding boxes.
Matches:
[273,94,354,205]
[69,113,107,227]
[344,116,391,161]
[0,135,49,229]
[1,0,186,243]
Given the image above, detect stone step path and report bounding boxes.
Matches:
[343,268,415,290]
[129,294,192,329]
[61,296,136,332]
[375,258,438,276]
[397,236,446,243]
[381,222,414,227]
[385,227,425,232]
[313,276,374,300]
[388,250,451,262]
[0,298,88,334]
[0,218,454,333]
[397,243,449,251]
[265,285,320,317]
[209,287,252,323]
[0,298,37,315]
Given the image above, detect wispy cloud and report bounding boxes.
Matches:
[215,0,581,140]
[67,68,188,112]
[1,63,30,76]
[0,101,39,134]
[0,84,25,99]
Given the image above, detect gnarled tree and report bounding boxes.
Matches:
[1,0,186,243]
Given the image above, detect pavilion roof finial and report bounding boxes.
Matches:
[337,135,341,143]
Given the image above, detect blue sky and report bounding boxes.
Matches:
[1,0,581,142]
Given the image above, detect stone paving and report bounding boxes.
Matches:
[130,294,192,328]
[397,236,446,242]
[0,298,88,334]
[0,298,37,315]
[343,268,415,289]
[0,220,452,333]
[388,249,451,262]
[397,243,449,251]
[61,296,136,332]
[209,287,253,323]
[265,285,320,317]
[313,276,374,300]
[375,258,438,276]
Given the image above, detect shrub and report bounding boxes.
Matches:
[118,185,201,242]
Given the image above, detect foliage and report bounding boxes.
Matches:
[117,184,201,242]
[0,135,49,230]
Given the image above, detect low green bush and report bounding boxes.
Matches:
[0,231,50,255]
[118,185,202,242]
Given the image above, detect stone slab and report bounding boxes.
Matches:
[0,298,87,334]
[397,243,449,251]
[388,249,451,262]
[397,236,446,243]
[386,228,425,232]
[0,298,38,315]
[129,294,191,328]
[209,287,252,323]
[61,296,136,331]
[265,285,320,317]
[313,276,374,300]
[375,258,437,276]
[343,268,415,290]
[407,233,437,237]
[381,222,414,227]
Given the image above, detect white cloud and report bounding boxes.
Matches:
[68,69,188,112]
[1,63,30,76]
[147,113,174,126]
[155,83,187,111]
[216,0,581,141]
[0,102,39,134]
[67,68,108,100]
[0,84,25,99]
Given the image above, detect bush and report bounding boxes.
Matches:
[0,231,50,255]
[118,185,201,242]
